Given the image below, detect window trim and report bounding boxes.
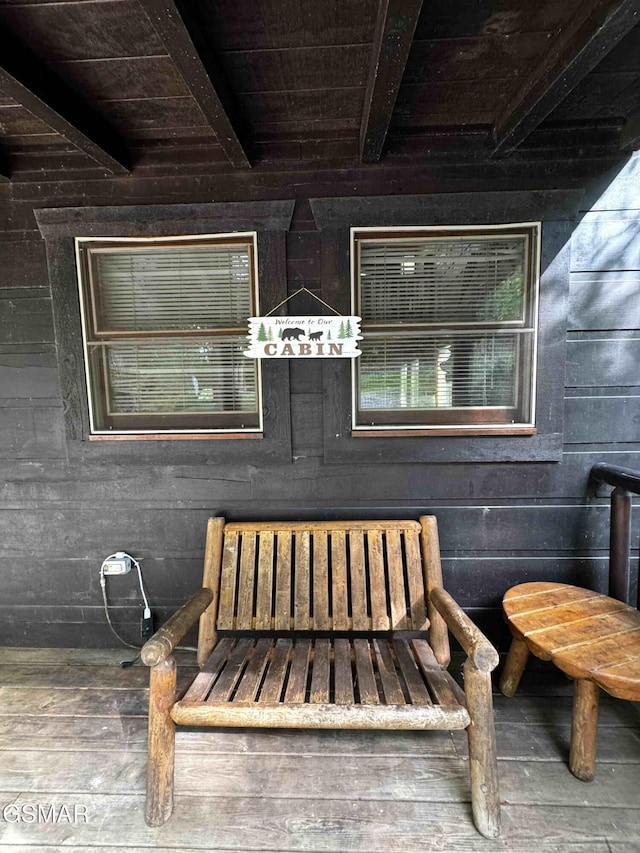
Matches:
[75,232,263,438]
[310,190,583,464]
[350,222,542,436]
[35,200,295,463]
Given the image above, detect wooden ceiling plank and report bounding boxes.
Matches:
[0,32,130,175]
[621,106,640,149]
[0,144,10,181]
[0,69,130,176]
[492,0,640,156]
[0,31,130,174]
[360,0,424,162]
[139,0,251,168]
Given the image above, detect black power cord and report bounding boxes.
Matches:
[99,553,197,668]
[99,553,151,668]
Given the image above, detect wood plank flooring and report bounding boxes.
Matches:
[0,647,638,851]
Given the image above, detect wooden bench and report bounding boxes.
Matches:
[141,516,500,837]
[500,582,640,781]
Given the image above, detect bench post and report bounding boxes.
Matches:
[198,517,226,667]
[420,516,451,667]
[464,660,500,838]
[146,655,177,827]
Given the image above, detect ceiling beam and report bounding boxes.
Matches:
[492,0,640,156]
[0,30,130,175]
[621,107,640,150]
[360,0,424,162]
[139,0,251,168]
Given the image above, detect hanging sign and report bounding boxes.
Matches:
[244,315,362,359]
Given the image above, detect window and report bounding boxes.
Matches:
[76,234,260,435]
[352,224,540,434]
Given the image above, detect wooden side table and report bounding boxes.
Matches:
[500,581,640,781]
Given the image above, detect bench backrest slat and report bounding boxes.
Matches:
[213,520,433,633]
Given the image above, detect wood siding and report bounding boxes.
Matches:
[1,153,639,649]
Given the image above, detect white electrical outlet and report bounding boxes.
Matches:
[101,553,132,576]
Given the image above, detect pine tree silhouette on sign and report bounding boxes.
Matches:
[345,319,353,338]
[257,323,268,342]
[338,321,346,339]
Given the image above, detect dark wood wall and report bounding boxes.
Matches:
[1,151,639,649]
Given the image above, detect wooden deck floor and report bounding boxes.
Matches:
[0,647,638,852]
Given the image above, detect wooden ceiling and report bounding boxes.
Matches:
[0,0,639,182]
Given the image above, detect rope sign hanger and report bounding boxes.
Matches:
[262,286,342,317]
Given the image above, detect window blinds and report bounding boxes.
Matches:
[93,244,251,332]
[358,333,522,410]
[103,338,256,415]
[359,237,526,325]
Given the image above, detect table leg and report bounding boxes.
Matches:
[499,637,529,697]
[570,678,599,782]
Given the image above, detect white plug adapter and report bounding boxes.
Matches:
[101,553,132,576]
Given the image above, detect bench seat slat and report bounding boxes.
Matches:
[394,640,433,705]
[411,640,463,707]
[333,638,355,704]
[353,639,380,704]
[284,639,312,703]
[182,637,235,702]
[373,639,406,704]
[259,638,292,703]
[233,638,273,703]
[207,638,255,702]
[309,638,331,703]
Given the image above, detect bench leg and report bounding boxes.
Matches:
[464,661,500,838]
[146,656,177,826]
[570,679,599,782]
[499,637,529,697]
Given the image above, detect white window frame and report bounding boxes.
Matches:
[350,222,542,434]
[75,232,262,437]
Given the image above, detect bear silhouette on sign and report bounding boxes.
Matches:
[281,327,305,341]
[308,331,323,341]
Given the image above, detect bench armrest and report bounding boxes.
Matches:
[141,588,213,667]
[430,588,499,673]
